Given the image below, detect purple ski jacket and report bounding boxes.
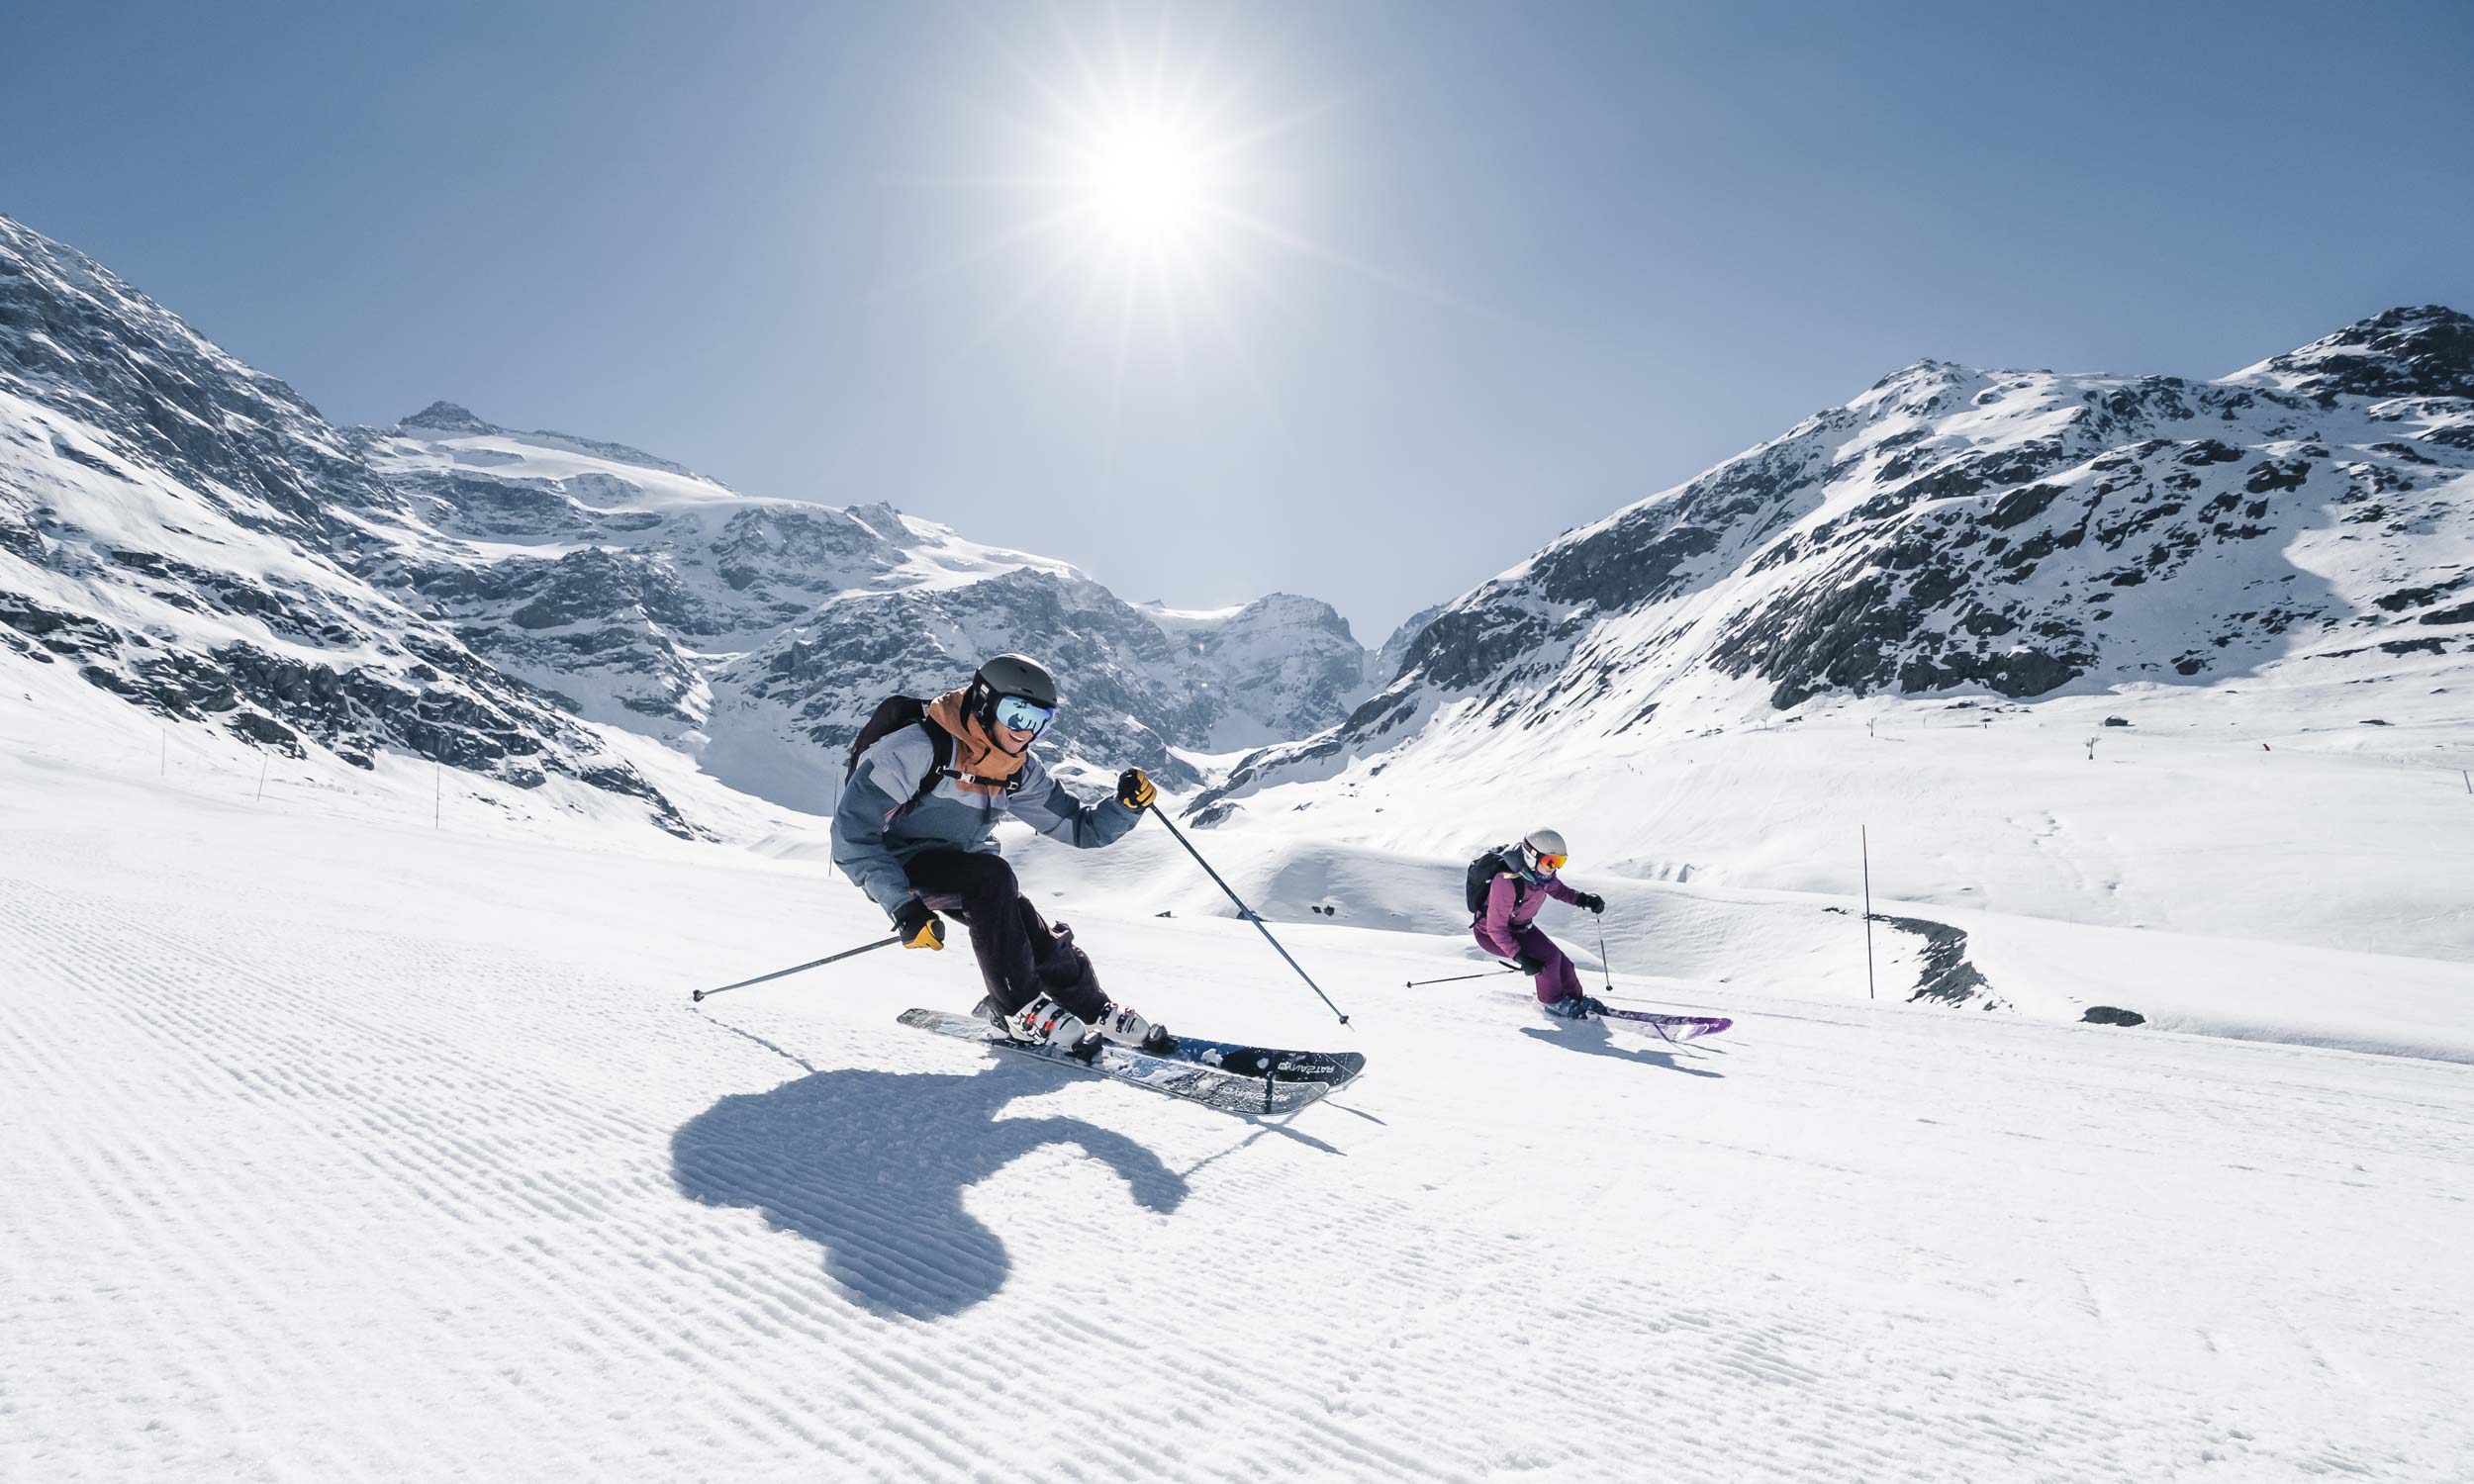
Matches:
[1474,869,1582,958]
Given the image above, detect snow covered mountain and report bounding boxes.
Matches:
[0,217,697,833]
[1189,310,2474,959]
[351,405,1379,811]
[0,215,1383,824]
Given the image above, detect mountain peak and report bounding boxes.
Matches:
[400,401,494,433]
[2233,305,2474,401]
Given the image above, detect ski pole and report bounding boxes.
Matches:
[1152,807,1352,1026]
[1595,916,1675,1046]
[1404,966,1524,988]
[691,933,901,1003]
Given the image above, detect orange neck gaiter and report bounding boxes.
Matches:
[924,687,1030,795]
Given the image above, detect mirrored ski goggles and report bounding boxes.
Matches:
[1534,852,1568,873]
[993,695,1056,734]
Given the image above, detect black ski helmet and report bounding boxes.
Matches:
[967,652,1060,745]
[974,653,1058,708]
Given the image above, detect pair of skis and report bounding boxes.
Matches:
[899,997,1730,1117]
[897,1009,1365,1117]
[1590,1005,1733,1042]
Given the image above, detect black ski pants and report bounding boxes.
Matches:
[902,850,1107,1020]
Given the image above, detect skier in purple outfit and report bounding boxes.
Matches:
[1470,828,1609,1020]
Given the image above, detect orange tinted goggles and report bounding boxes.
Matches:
[1536,853,1568,872]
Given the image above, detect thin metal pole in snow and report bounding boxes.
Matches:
[255,756,268,802]
[1598,914,1675,1045]
[2463,769,2471,795]
[1151,806,1352,1026]
[1861,825,1876,1002]
[434,762,442,830]
[691,934,901,1002]
[1403,967,1523,988]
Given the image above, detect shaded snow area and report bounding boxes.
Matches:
[7,744,2473,1483]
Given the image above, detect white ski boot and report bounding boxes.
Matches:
[1090,1001,1174,1055]
[981,991,1094,1050]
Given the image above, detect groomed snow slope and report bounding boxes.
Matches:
[6,745,2473,1482]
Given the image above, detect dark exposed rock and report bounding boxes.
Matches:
[1824,911,2004,1008]
[227,709,301,752]
[401,401,491,433]
[1986,483,2064,529]
[2081,1006,2145,1027]
[2240,305,2474,401]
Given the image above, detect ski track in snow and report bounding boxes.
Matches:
[4,765,2473,1482]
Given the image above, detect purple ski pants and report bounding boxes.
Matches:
[1481,923,1583,1007]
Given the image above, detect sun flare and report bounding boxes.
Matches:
[907,14,1380,390]
[1069,111,1222,254]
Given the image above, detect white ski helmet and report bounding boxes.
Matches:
[1519,827,1569,875]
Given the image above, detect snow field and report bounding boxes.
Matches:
[6,749,2474,1481]
[1192,679,2474,965]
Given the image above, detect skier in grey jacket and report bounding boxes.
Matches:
[830,653,1166,1055]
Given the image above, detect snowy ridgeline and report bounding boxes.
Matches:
[354,407,1390,807]
[4,741,2472,1482]
[1188,306,2474,970]
[0,213,1391,829]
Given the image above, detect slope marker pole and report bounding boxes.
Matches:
[1861,825,1876,1003]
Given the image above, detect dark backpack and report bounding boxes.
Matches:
[1465,845,1522,914]
[844,694,1022,812]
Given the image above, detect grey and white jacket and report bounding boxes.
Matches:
[829,723,1142,919]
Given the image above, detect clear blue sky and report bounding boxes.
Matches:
[7,1,2470,642]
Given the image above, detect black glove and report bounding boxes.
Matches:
[1117,768,1156,810]
[1576,892,1606,915]
[894,898,944,951]
[1513,955,1547,975]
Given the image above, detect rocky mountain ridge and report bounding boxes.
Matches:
[351,410,1380,810]
[0,215,1385,826]
[1194,306,2474,820]
[0,216,697,831]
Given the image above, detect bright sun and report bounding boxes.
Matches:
[916,15,1365,375]
[1065,108,1225,257]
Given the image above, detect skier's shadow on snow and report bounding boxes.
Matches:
[1519,1022,1726,1078]
[670,1061,1187,1321]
